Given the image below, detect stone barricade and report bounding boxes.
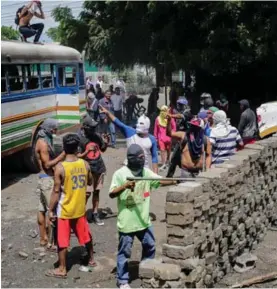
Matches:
[139,134,277,288]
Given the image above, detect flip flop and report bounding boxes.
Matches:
[46,245,57,252]
[88,261,97,268]
[45,269,67,279]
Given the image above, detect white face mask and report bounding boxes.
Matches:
[29,2,39,14]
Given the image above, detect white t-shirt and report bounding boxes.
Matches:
[97,80,103,88]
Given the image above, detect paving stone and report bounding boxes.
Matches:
[154,263,181,281]
[205,252,216,265]
[139,259,161,278]
[162,244,194,260]
[165,202,194,216]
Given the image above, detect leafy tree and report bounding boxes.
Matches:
[51,1,277,101]
[1,26,19,40]
[46,27,61,42]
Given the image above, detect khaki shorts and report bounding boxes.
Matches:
[87,173,105,193]
[37,176,54,213]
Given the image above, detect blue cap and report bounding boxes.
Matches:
[198,110,208,119]
[177,97,188,105]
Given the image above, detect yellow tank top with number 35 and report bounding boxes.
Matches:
[57,159,88,219]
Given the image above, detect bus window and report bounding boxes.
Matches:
[79,63,85,86]
[58,66,65,87]
[57,66,77,87]
[41,64,54,89]
[8,65,24,93]
[25,64,40,90]
[1,66,8,95]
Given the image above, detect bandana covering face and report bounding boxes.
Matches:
[127,144,145,176]
[38,118,58,140]
[158,105,168,127]
[37,118,58,157]
[188,118,205,161]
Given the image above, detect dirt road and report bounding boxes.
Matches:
[1,146,170,288]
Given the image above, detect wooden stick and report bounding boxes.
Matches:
[126,177,198,182]
[232,272,277,288]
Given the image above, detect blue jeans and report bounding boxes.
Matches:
[117,226,155,285]
[108,122,116,146]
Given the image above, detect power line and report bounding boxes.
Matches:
[1,0,83,10]
[1,7,83,20]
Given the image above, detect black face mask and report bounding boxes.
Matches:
[127,157,145,171]
[127,144,145,176]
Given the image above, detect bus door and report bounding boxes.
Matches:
[56,64,80,125]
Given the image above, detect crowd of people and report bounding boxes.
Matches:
[33,78,259,287]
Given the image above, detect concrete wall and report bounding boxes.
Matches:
[139,135,277,288]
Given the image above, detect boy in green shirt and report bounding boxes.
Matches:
[109,144,177,288]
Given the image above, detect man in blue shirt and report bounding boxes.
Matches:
[99,105,158,174]
[99,90,116,148]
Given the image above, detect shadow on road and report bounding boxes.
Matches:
[1,152,33,190]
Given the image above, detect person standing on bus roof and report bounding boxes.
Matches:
[35,118,66,250]
[17,1,45,44]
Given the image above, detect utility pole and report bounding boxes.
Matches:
[164,62,168,105]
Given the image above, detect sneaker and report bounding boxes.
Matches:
[118,283,130,289]
[93,213,104,226]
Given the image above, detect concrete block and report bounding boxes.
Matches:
[198,167,229,179]
[204,274,212,286]
[167,214,194,226]
[194,194,210,209]
[139,259,162,278]
[245,217,254,229]
[166,225,194,238]
[154,263,181,281]
[234,253,257,273]
[163,280,183,288]
[163,244,194,260]
[206,252,216,265]
[237,149,261,162]
[166,184,202,203]
[165,202,193,216]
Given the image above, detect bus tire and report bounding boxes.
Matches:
[23,141,40,174]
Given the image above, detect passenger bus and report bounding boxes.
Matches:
[1,41,86,172]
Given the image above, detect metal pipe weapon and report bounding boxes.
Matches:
[126,177,199,182]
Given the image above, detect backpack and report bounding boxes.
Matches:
[15,6,27,25]
[166,134,208,178]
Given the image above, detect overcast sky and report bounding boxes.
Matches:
[1,0,84,42]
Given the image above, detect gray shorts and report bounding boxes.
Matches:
[37,175,54,213]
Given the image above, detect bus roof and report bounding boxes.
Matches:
[1,41,83,64]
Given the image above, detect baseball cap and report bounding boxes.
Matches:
[177,97,188,105]
[82,115,98,128]
[189,118,205,129]
[208,106,219,113]
[198,110,208,120]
